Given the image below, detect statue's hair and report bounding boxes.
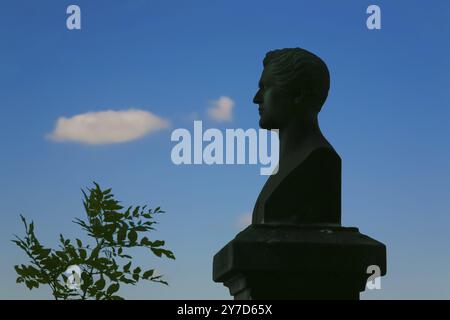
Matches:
[263,48,330,112]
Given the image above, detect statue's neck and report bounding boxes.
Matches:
[278,115,325,161]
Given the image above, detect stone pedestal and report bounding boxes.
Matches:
[213,224,386,300]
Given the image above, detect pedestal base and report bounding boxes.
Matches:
[213,224,386,300]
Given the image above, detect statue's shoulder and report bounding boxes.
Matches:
[302,145,341,166]
[287,136,340,174]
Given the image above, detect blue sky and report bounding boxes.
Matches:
[0,0,449,299]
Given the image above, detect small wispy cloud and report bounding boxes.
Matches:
[235,213,252,230]
[47,109,169,145]
[207,96,234,122]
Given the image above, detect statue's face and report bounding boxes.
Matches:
[253,66,296,130]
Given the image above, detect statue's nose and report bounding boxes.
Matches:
[253,90,262,105]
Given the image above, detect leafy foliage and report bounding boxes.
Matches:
[12,182,175,300]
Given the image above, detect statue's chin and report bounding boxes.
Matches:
[259,119,269,130]
[259,119,276,130]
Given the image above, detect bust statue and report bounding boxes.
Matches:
[252,48,341,225]
[214,47,386,300]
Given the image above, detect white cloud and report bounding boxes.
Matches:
[207,96,234,122]
[47,109,170,145]
[235,213,252,230]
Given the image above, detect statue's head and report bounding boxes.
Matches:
[253,48,330,130]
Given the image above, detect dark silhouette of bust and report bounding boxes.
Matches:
[213,48,386,300]
[252,48,341,225]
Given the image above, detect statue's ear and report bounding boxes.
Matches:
[294,89,318,111]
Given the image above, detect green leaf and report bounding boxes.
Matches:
[128,230,137,243]
[117,227,127,243]
[124,206,132,218]
[38,248,51,258]
[164,250,176,260]
[104,200,123,211]
[142,270,154,279]
[123,261,131,272]
[107,283,120,295]
[133,267,141,274]
[152,278,168,286]
[89,245,101,260]
[81,271,93,286]
[29,222,34,234]
[104,212,122,222]
[56,251,67,260]
[140,237,150,246]
[151,248,175,259]
[151,240,165,247]
[25,280,34,290]
[119,276,135,285]
[76,239,83,247]
[93,181,101,190]
[132,207,140,217]
[95,278,106,290]
[151,248,163,257]
[26,265,39,276]
[14,265,26,277]
[79,249,87,260]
